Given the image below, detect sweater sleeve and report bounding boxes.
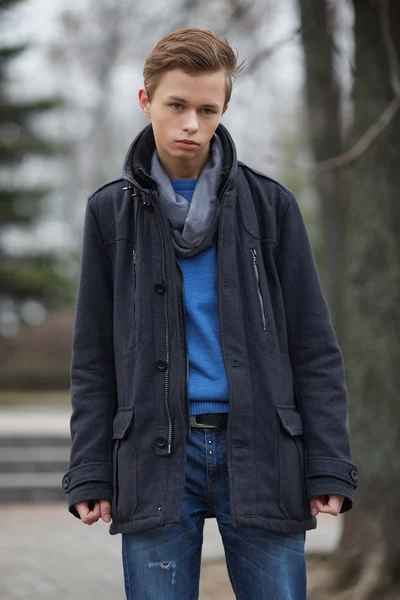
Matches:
[276,192,359,512]
[61,198,116,518]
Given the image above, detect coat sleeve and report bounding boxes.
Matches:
[276,191,359,512]
[61,198,116,518]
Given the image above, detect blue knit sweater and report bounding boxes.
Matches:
[171,178,229,415]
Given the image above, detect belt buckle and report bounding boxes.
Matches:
[190,415,218,429]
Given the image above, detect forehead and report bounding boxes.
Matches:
[154,68,227,106]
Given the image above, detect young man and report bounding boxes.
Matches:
[62,28,359,599]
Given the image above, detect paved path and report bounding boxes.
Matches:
[0,503,341,599]
[0,407,341,598]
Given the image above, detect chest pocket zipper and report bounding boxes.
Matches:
[250,248,268,331]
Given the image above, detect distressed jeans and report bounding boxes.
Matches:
[121,425,306,599]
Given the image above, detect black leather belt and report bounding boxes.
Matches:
[189,412,228,429]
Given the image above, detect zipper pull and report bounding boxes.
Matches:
[251,248,257,264]
[132,249,137,264]
[141,191,155,213]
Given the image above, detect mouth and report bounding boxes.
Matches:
[176,139,199,146]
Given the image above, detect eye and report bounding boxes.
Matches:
[202,108,214,116]
[171,103,182,110]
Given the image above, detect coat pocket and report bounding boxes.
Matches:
[276,405,307,521]
[111,408,138,523]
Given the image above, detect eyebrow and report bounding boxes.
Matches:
[167,95,220,109]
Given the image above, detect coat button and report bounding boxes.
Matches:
[156,360,167,372]
[156,436,167,449]
[62,476,70,489]
[350,469,359,482]
[142,201,155,213]
[154,283,166,295]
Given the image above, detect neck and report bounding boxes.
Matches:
[155,142,210,179]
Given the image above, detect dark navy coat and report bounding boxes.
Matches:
[62,123,359,535]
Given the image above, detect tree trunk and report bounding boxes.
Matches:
[298,0,349,339]
[311,2,400,598]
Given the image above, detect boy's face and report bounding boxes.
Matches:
[138,68,228,178]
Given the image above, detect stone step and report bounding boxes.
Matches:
[0,446,70,473]
[1,446,70,460]
[0,407,71,500]
[0,436,71,448]
[0,472,66,502]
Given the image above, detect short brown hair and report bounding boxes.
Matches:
[143,28,245,105]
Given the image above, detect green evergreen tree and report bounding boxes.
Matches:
[0,0,72,336]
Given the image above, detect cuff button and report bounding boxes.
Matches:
[350,470,359,482]
[63,476,70,489]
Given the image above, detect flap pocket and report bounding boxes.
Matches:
[113,408,134,440]
[276,406,303,436]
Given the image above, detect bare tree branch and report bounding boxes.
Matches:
[242,17,352,80]
[263,0,400,177]
[263,98,400,174]
[244,26,305,76]
[313,97,399,172]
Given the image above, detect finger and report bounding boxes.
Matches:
[100,500,112,523]
[332,495,344,512]
[91,500,101,519]
[82,501,100,525]
[75,501,90,520]
[317,497,340,516]
[327,497,341,516]
[315,497,328,512]
[309,498,319,516]
[75,501,91,525]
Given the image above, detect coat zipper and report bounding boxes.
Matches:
[149,190,173,455]
[176,262,190,436]
[216,201,234,525]
[132,248,137,275]
[132,248,137,315]
[250,248,267,331]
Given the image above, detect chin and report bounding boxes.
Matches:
[171,146,199,158]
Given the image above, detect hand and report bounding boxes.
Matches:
[310,494,344,517]
[74,499,112,525]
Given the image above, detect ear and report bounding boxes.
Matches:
[222,103,229,116]
[138,88,151,117]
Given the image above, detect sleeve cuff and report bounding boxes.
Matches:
[62,462,111,493]
[307,477,354,512]
[62,462,112,519]
[306,456,359,513]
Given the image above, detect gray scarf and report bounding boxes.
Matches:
[150,134,223,258]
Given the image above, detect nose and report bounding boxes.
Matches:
[182,110,198,134]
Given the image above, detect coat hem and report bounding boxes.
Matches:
[233,514,317,533]
[109,514,164,535]
[108,513,317,535]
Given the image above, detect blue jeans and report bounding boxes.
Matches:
[122,425,306,599]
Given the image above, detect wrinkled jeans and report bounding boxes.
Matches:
[121,425,306,599]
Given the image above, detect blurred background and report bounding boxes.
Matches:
[0,0,399,598]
